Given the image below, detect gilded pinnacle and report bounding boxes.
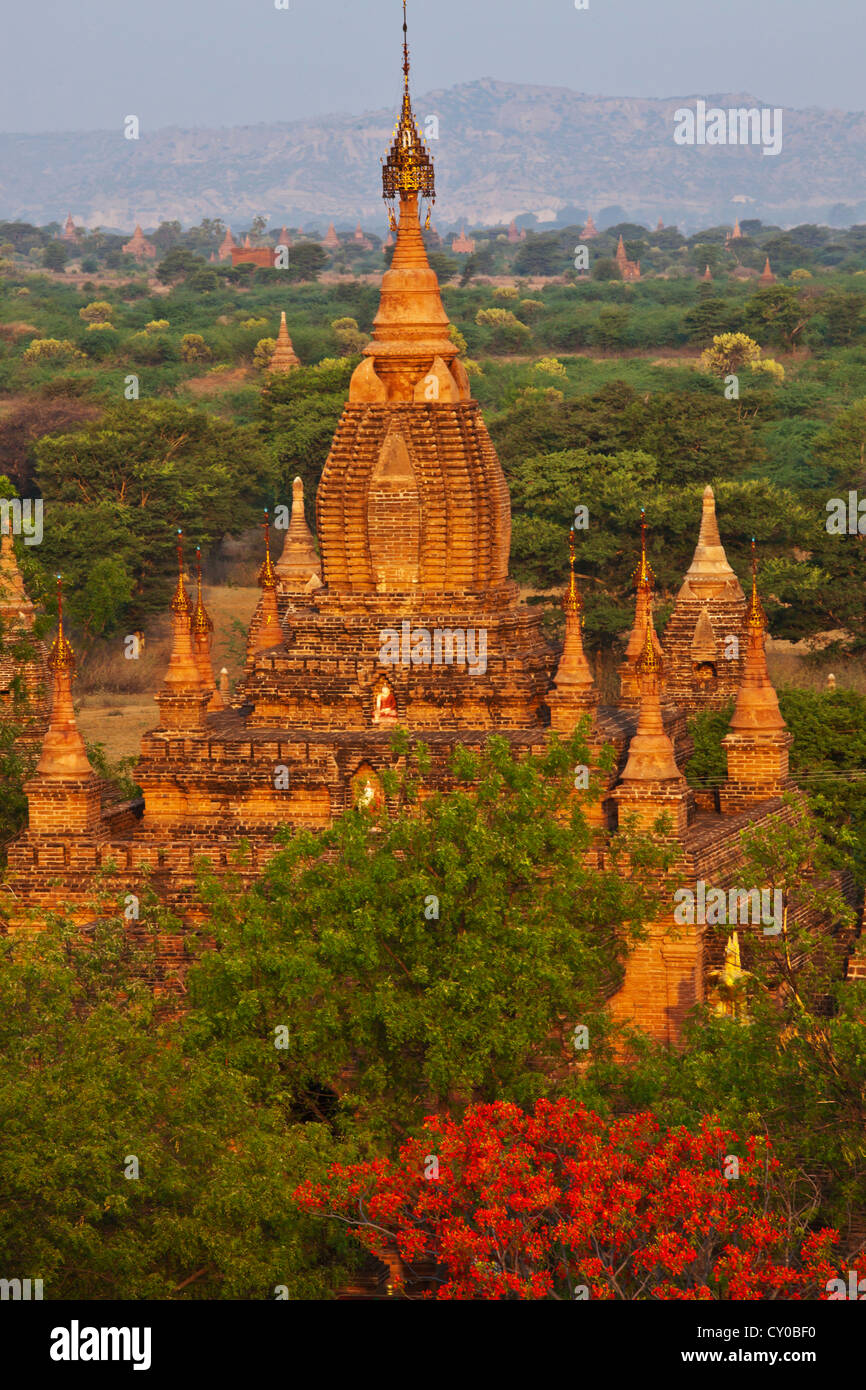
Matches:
[748,539,767,631]
[637,613,662,676]
[171,531,192,617]
[258,513,277,590]
[49,573,75,673]
[631,510,656,591]
[563,528,582,618]
[191,547,213,639]
[381,0,435,207]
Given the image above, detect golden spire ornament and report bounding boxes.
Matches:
[258,510,278,591]
[192,547,214,642]
[381,1,435,226]
[254,510,284,654]
[171,530,192,617]
[631,509,656,592]
[747,538,767,631]
[49,572,75,673]
[638,611,663,677]
[563,528,582,619]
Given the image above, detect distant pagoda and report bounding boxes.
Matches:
[267,311,301,373]
[122,224,157,260]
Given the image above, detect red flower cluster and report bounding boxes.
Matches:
[294,1099,841,1299]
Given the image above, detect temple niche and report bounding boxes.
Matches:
[1,6,852,1048]
[352,764,385,812]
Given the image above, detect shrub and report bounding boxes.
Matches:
[79,301,114,324]
[22,338,86,364]
[180,333,214,364]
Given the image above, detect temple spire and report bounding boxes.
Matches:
[35,575,92,780]
[276,477,322,591]
[678,486,743,600]
[549,529,596,729]
[621,612,680,785]
[253,512,284,653]
[154,531,210,733]
[720,541,792,810]
[191,546,223,711]
[162,531,201,692]
[350,0,460,404]
[619,510,662,706]
[267,311,300,373]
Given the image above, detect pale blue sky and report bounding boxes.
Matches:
[3,0,862,132]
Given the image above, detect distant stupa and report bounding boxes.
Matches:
[759,257,776,286]
[267,311,301,373]
[451,225,475,254]
[122,224,157,260]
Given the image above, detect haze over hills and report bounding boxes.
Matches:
[2,79,865,233]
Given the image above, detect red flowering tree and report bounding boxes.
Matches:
[295,1099,841,1300]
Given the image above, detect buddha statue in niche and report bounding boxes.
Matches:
[372,679,398,725]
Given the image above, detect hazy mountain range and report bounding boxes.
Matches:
[2,80,865,233]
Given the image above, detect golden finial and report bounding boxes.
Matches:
[170,530,192,616]
[49,572,75,672]
[191,546,213,639]
[381,0,435,212]
[563,528,583,619]
[748,538,766,630]
[258,510,277,590]
[637,613,662,676]
[631,509,656,591]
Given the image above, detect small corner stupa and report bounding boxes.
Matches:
[719,542,793,812]
[662,486,747,712]
[275,478,322,592]
[24,576,102,834]
[191,548,223,713]
[547,531,596,732]
[618,512,663,708]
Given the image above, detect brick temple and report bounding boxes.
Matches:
[1,13,856,1044]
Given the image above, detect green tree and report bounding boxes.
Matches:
[42,242,69,272]
[156,247,205,284]
[591,257,621,282]
[743,286,810,350]
[187,734,664,1141]
[33,401,279,623]
[257,358,355,501]
[683,295,742,345]
[0,917,351,1298]
[514,235,565,277]
[286,242,327,283]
